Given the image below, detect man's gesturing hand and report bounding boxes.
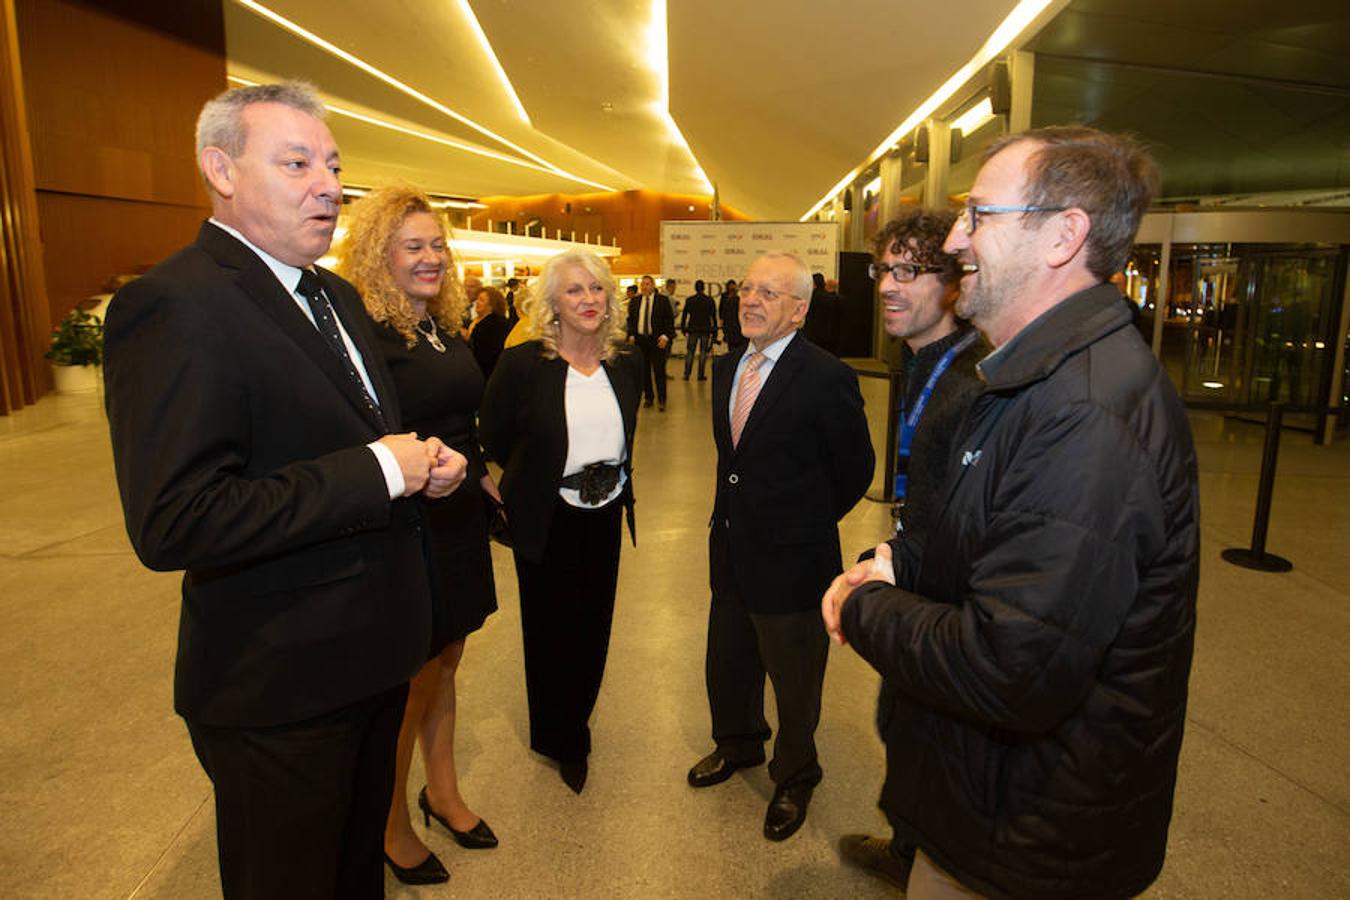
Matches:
[423,437,468,499]
[821,543,896,646]
[378,432,432,496]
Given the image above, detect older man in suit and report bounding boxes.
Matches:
[104,82,466,899]
[688,252,874,841]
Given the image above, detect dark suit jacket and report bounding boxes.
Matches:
[625,292,676,342]
[468,311,511,378]
[680,292,717,334]
[479,341,644,563]
[103,221,433,728]
[711,333,874,613]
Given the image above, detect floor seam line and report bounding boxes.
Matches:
[126,792,212,900]
[1185,716,1350,818]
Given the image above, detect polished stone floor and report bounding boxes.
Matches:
[1,367,1347,899]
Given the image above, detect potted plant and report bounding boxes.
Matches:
[45,307,104,394]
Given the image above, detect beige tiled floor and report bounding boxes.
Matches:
[1,371,1347,899]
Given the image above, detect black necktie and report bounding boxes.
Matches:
[296,270,387,431]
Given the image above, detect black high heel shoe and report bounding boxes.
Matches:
[384,850,449,885]
[419,786,499,849]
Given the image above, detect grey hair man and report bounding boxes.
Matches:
[690,251,874,842]
[824,127,1199,899]
[105,81,465,898]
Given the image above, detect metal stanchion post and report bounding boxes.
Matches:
[1222,402,1293,572]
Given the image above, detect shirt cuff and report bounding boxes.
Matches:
[367,441,405,499]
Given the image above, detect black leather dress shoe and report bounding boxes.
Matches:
[763,784,813,841]
[560,759,588,794]
[687,750,765,788]
[384,850,450,885]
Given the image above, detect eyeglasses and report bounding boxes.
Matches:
[738,283,798,302]
[959,204,1066,234]
[868,261,945,283]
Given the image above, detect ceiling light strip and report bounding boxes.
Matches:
[799,0,1060,221]
[647,0,714,196]
[232,0,612,190]
[226,75,616,191]
[457,0,531,126]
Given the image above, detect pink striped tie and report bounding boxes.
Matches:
[730,351,766,448]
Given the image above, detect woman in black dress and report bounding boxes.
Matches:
[479,250,643,794]
[339,186,499,886]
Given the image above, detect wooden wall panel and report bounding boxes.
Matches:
[475,190,748,276]
[15,0,224,325]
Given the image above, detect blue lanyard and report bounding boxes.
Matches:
[895,330,978,500]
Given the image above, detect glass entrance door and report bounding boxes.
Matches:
[1241,251,1338,411]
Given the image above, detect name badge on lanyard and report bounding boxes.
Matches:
[894,331,979,510]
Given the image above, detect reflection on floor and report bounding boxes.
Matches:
[1,370,1347,899]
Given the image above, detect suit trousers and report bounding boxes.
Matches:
[185,682,409,900]
[705,525,828,788]
[513,496,623,762]
[633,335,668,403]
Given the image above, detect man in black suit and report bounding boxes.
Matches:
[103,82,466,899]
[688,252,874,841]
[625,274,675,410]
[680,279,718,381]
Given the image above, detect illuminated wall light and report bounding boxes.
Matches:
[455,0,530,125]
[226,75,615,190]
[231,0,612,190]
[951,97,995,136]
[801,0,1059,220]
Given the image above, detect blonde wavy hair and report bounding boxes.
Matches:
[522,250,628,361]
[336,185,466,347]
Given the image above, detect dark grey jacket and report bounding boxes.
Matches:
[842,285,1200,899]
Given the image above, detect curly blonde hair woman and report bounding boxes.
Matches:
[337,185,502,887]
[520,250,628,362]
[337,186,466,347]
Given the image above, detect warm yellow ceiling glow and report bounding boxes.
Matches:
[457,0,530,126]
[800,0,1059,220]
[644,0,714,196]
[231,0,610,189]
[225,75,616,191]
[952,97,995,136]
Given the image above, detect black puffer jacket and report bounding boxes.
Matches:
[842,285,1200,899]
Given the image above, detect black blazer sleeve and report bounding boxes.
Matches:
[105,267,392,573]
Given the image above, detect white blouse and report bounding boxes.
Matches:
[560,365,627,507]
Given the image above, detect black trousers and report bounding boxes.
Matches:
[633,334,668,403]
[705,525,829,788]
[513,497,623,762]
[186,682,409,900]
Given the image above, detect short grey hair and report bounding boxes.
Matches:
[755,251,813,300]
[195,81,326,159]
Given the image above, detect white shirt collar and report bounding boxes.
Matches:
[209,218,307,294]
[748,329,796,363]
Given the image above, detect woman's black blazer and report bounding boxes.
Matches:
[479,340,643,563]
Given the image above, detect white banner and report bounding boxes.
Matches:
[659,221,840,285]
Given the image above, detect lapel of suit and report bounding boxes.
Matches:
[198,223,388,434]
[602,350,639,445]
[734,333,806,454]
[711,345,743,457]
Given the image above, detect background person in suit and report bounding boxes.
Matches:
[339,185,502,886]
[680,279,717,381]
[480,250,644,795]
[102,82,467,899]
[687,252,874,842]
[625,274,675,410]
[718,278,744,352]
[466,285,512,378]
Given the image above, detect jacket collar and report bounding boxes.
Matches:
[195,221,396,434]
[977,284,1133,391]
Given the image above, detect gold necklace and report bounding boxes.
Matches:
[415,316,446,353]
